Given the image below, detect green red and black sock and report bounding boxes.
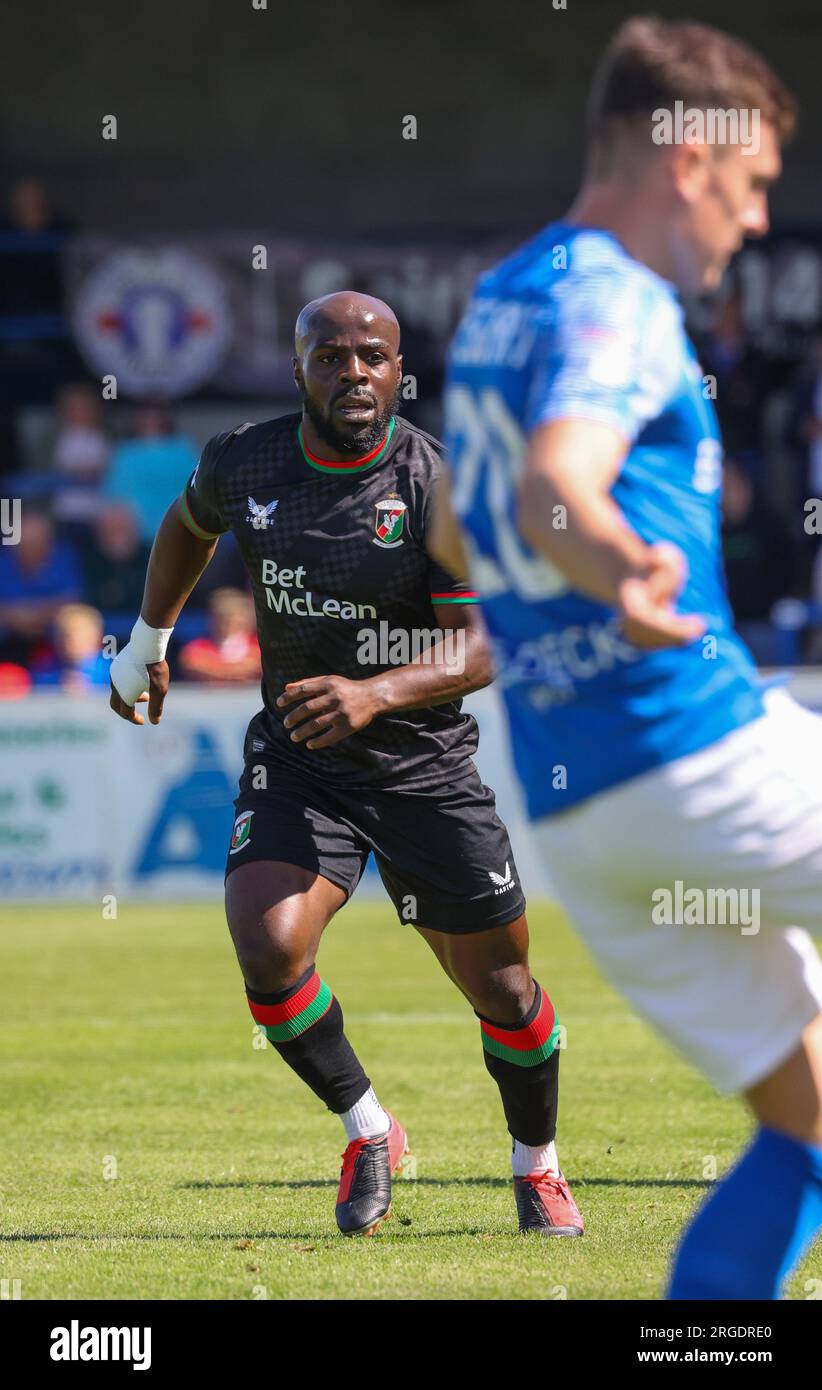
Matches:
[477,980,561,1147]
[246,964,369,1114]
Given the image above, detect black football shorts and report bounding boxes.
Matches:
[224,758,526,934]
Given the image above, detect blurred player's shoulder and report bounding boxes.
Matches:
[476,220,671,312]
[450,221,681,383]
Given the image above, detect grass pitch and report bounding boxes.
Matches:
[0,899,818,1301]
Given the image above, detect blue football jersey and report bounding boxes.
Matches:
[444,222,764,820]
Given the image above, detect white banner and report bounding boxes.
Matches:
[0,690,248,901]
[0,685,546,904]
[6,675,820,904]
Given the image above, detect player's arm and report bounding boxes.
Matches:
[109,444,227,725]
[374,597,492,709]
[276,599,492,751]
[517,419,704,648]
[427,471,470,583]
[108,505,219,725]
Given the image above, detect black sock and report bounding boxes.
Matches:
[246,965,369,1114]
[477,980,560,1146]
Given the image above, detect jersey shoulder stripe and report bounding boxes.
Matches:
[430,590,480,604]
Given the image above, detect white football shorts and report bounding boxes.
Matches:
[532,688,822,1093]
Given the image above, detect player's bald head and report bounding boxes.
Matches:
[294,292,400,358]
[292,291,403,456]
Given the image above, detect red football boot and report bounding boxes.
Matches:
[335,1113,410,1236]
[513,1170,584,1236]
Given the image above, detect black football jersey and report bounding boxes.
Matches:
[179,412,479,789]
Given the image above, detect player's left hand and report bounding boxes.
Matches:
[276,675,380,749]
[617,542,706,650]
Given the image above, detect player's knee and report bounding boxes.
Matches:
[225,863,324,993]
[746,1012,822,1146]
[236,934,313,995]
[452,961,535,1024]
[227,906,313,994]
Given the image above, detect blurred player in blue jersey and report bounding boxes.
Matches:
[440,17,822,1298]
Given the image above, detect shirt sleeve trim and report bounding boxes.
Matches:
[178,491,223,541]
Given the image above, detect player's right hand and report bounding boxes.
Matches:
[617,543,706,650]
[109,651,170,726]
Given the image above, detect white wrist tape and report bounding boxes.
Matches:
[129,616,174,664]
[109,616,174,706]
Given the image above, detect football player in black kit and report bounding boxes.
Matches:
[109,291,582,1240]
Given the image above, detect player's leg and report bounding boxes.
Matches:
[224,772,409,1236]
[668,1014,822,1300]
[416,914,557,1156]
[371,771,581,1235]
[533,693,822,1295]
[415,914,581,1236]
[745,1012,822,1145]
[226,858,409,1235]
[226,858,369,1116]
[667,696,822,1298]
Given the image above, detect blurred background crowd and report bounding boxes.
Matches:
[4,0,822,697]
[0,174,273,696]
[3,173,822,695]
[4,36,822,695]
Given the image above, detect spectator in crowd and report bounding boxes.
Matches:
[178,587,261,685]
[0,388,22,479]
[697,291,771,456]
[0,508,82,665]
[81,501,151,616]
[51,383,110,533]
[30,602,110,691]
[187,528,252,610]
[721,456,795,665]
[807,550,822,663]
[786,331,822,502]
[103,402,198,544]
[0,179,79,403]
[0,179,68,316]
[0,663,32,698]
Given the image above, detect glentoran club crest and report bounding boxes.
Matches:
[229,810,253,854]
[373,495,407,548]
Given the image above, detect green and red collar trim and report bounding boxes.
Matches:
[298,417,396,475]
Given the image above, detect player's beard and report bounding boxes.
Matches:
[300,383,401,456]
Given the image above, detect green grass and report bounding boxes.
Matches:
[0,900,818,1300]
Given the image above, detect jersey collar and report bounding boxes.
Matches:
[298,417,396,475]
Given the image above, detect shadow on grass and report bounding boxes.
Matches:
[178,1175,711,1191]
[0,1228,547,1243]
[0,1174,709,1245]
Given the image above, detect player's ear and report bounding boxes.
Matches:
[395,353,403,381]
[292,356,304,391]
[670,140,713,204]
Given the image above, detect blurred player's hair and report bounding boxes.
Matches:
[586,17,796,175]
